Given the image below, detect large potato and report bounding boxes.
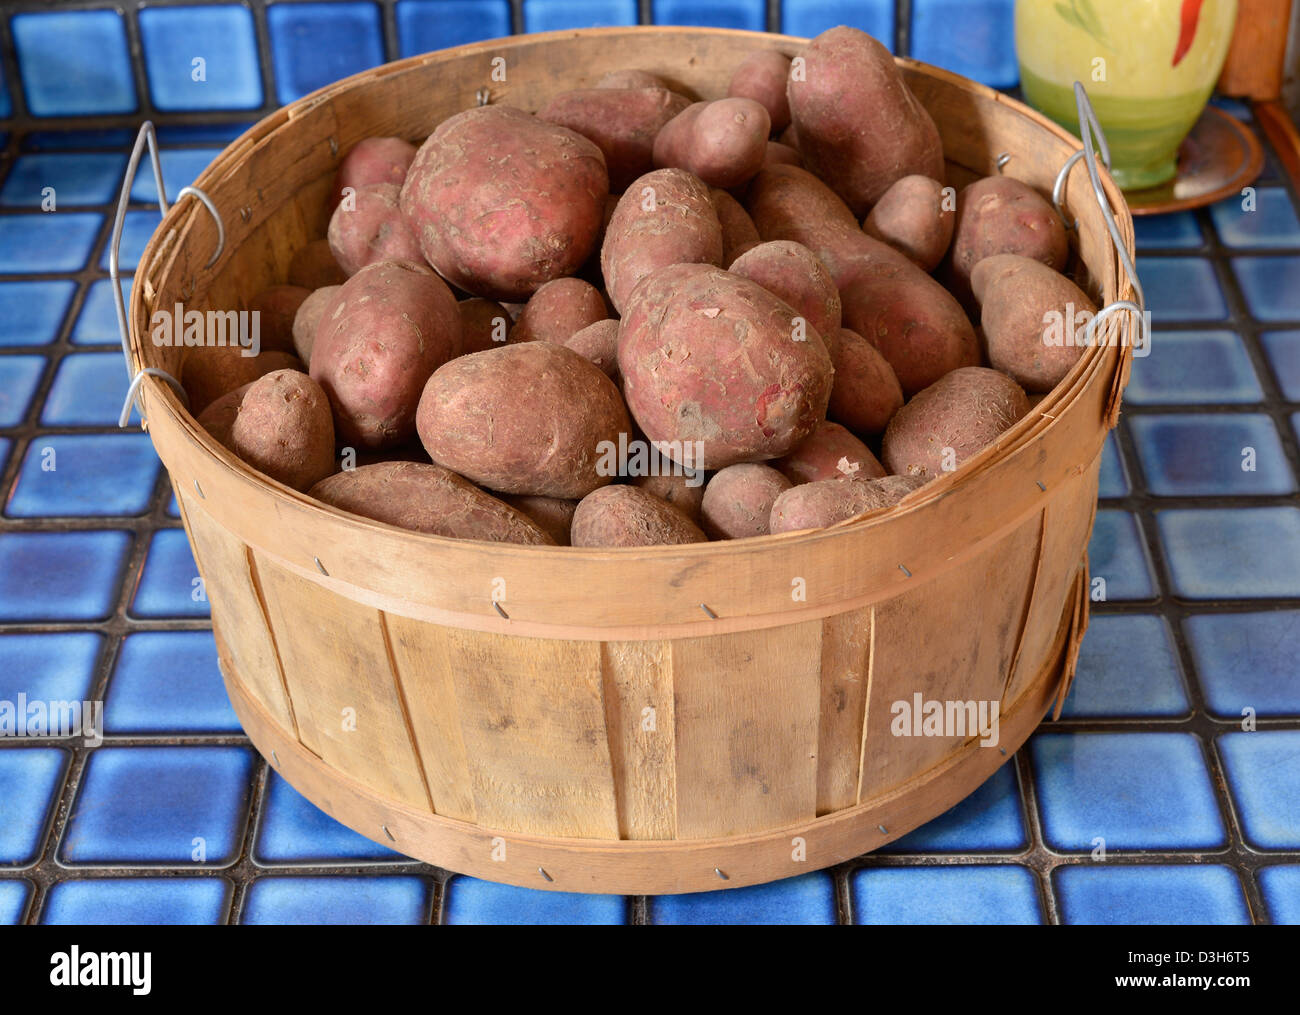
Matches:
[862,174,955,272]
[618,263,833,469]
[601,168,722,313]
[882,366,1030,480]
[701,463,792,539]
[788,27,944,215]
[827,327,905,436]
[769,474,925,533]
[417,342,631,499]
[310,260,461,449]
[774,420,885,485]
[972,254,1096,392]
[309,462,554,544]
[728,240,841,344]
[571,485,707,547]
[537,87,692,192]
[326,182,423,275]
[400,106,608,300]
[652,98,770,189]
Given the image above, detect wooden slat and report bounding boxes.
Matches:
[601,641,678,839]
[1219,0,1294,100]
[251,551,432,811]
[672,623,821,837]
[815,606,873,815]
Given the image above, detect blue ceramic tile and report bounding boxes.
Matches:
[40,352,137,427]
[445,876,627,925]
[1186,612,1300,718]
[1260,330,1300,400]
[1218,731,1300,850]
[1212,188,1300,248]
[396,1,513,57]
[1137,257,1227,322]
[0,880,30,924]
[106,631,240,735]
[1259,866,1300,924]
[1294,411,1300,446]
[0,632,101,711]
[1210,95,1253,121]
[0,154,126,207]
[0,355,46,427]
[139,6,263,112]
[60,746,254,866]
[11,10,137,117]
[131,529,209,620]
[883,762,1026,852]
[1097,431,1129,498]
[0,749,70,865]
[1133,211,1204,250]
[653,0,765,31]
[1031,732,1224,851]
[129,149,224,206]
[21,129,136,152]
[650,872,835,925]
[254,772,403,865]
[1234,256,1300,322]
[40,877,232,925]
[1125,331,1262,405]
[1061,615,1189,719]
[167,490,182,519]
[1055,865,1249,925]
[7,434,162,518]
[851,865,1041,924]
[71,279,131,347]
[782,0,894,46]
[1087,510,1155,602]
[0,530,130,622]
[98,210,157,273]
[0,281,77,347]
[0,67,10,119]
[267,2,386,106]
[242,875,434,925]
[910,0,1017,87]
[0,438,8,475]
[0,213,102,273]
[1158,507,1300,599]
[1130,414,1295,497]
[522,0,638,32]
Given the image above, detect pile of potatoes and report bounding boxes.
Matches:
[189,26,1098,549]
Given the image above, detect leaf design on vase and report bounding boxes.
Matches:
[1055,0,1112,47]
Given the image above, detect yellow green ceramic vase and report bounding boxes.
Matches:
[1016,0,1238,189]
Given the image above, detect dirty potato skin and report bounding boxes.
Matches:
[571,485,708,547]
[617,263,833,469]
[827,327,905,436]
[769,473,925,533]
[327,182,424,275]
[508,277,608,344]
[774,420,886,485]
[701,463,793,539]
[499,494,578,545]
[417,342,631,499]
[652,98,771,190]
[972,254,1097,392]
[400,106,609,301]
[882,366,1030,480]
[217,370,335,491]
[601,168,723,313]
[291,285,341,366]
[862,174,955,272]
[309,461,554,544]
[310,260,462,449]
[728,240,841,344]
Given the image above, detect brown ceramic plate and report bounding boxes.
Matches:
[1125,105,1265,215]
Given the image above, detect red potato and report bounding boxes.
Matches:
[216,370,335,492]
[728,50,793,133]
[310,260,461,449]
[326,182,424,276]
[769,473,925,533]
[764,141,802,168]
[291,285,340,366]
[500,494,578,546]
[727,240,841,344]
[417,342,631,499]
[248,285,309,354]
[400,105,608,301]
[788,26,945,215]
[288,239,347,290]
[652,98,770,189]
[618,263,833,469]
[508,277,608,345]
[774,420,886,485]
[863,174,956,272]
[631,471,706,524]
[537,87,693,192]
[710,189,762,267]
[457,297,511,354]
[570,485,708,548]
[309,461,554,544]
[700,463,793,539]
[333,137,417,206]
[565,319,621,381]
[827,327,905,436]
[601,168,723,313]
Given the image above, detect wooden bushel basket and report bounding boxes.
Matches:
[124,27,1136,895]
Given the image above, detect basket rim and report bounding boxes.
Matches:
[127,26,1134,591]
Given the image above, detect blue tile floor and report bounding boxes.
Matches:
[1,91,1299,926]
